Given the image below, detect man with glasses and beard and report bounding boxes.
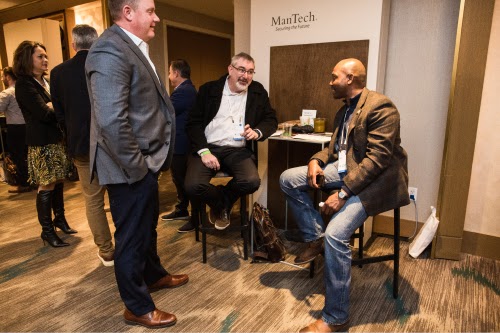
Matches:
[185,52,277,230]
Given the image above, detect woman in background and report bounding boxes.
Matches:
[13,40,76,248]
[0,66,30,193]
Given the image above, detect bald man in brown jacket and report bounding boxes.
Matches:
[280,58,409,332]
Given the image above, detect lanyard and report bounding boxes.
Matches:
[224,84,246,123]
[339,107,350,149]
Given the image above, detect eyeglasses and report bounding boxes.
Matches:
[231,64,255,76]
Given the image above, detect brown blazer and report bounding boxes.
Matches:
[311,88,410,216]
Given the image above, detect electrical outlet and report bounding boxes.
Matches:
[409,187,418,201]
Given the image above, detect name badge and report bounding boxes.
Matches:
[338,150,347,173]
[233,121,244,141]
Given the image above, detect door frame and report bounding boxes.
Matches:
[163,19,234,94]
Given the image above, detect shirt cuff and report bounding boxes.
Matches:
[197,148,209,156]
[309,158,324,167]
[254,128,263,140]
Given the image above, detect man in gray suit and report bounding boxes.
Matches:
[86,0,188,328]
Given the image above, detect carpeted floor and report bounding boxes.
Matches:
[0,175,498,332]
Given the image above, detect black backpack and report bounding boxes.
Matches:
[251,202,286,262]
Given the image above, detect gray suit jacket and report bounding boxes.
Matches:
[86,24,175,185]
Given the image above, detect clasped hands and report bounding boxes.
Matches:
[307,159,346,215]
[201,125,258,171]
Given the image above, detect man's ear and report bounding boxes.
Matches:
[71,42,77,52]
[346,73,354,85]
[123,5,133,21]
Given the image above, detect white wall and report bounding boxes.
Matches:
[384,0,460,222]
[74,1,104,36]
[464,0,500,237]
[3,18,63,71]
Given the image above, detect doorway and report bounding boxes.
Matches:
[165,25,232,92]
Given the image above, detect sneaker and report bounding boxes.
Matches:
[294,238,323,265]
[161,209,189,221]
[177,220,195,233]
[208,207,218,225]
[98,251,114,267]
[208,207,220,224]
[214,209,230,231]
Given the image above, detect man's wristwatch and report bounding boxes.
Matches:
[338,190,348,200]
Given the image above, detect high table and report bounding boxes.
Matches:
[268,132,332,230]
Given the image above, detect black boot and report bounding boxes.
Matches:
[37,190,69,247]
[52,183,77,234]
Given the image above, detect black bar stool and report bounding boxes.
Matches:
[309,208,400,299]
[193,171,250,263]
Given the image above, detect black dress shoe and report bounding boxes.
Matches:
[124,308,176,328]
[161,209,189,221]
[177,220,195,233]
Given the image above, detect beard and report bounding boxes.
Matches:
[331,86,347,99]
[235,78,250,92]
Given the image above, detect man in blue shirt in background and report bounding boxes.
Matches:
[161,59,197,233]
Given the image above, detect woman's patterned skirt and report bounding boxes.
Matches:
[27,143,69,186]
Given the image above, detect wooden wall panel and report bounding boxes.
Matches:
[269,40,369,125]
[268,41,369,229]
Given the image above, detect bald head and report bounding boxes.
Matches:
[330,58,366,100]
[337,58,366,88]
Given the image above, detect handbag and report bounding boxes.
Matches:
[1,153,17,185]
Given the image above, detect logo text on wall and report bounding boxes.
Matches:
[271,12,316,32]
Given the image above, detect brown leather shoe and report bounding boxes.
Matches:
[124,308,176,328]
[299,319,349,332]
[148,274,189,292]
[294,238,323,265]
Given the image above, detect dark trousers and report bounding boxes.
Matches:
[171,154,189,211]
[185,146,260,211]
[6,124,29,186]
[107,171,168,316]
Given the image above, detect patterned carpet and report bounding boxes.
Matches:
[0,177,498,332]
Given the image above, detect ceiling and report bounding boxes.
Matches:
[0,0,234,22]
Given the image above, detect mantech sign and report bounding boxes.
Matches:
[271,12,317,31]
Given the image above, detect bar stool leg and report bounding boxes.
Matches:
[393,208,400,299]
[201,203,208,263]
[309,259,315,278]
[358,224,364,268]
[194,207,200,242]
[240,196,247,260]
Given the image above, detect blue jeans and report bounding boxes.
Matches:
[279,162,367,325]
